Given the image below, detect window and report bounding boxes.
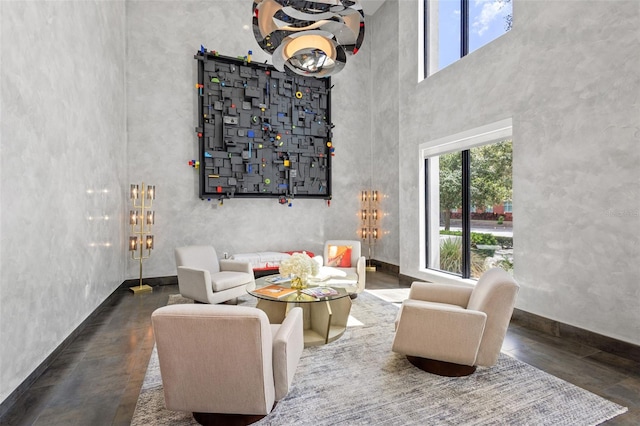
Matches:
[437,0,462,71]
[503,201,512,213]
[420,119,513,280]
[425,0,512,76]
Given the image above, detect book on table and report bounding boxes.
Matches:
[301,286,339,298]
[253,284,297,299]
[266,275,292,284]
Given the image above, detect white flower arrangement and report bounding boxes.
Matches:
[279,252,319,278]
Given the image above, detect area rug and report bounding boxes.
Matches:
[131,292,627,425]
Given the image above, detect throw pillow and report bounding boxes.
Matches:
[327,245,352,268]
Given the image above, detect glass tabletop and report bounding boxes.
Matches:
[248,274,353,303]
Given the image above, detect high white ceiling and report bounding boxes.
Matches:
[360,0,386,16]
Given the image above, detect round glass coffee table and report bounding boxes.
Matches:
[248,275,354,347]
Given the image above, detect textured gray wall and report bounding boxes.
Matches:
[368,0,400,265]
[125,0,372,279]
[397,0,640,345]
[0,0,371,405]
[2,0,638,410]
[0,1,126,404]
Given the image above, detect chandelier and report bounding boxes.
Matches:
[252,0,365,78]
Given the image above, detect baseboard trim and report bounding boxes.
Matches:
[368,259,400,275]
[511,308,640,364]
[0,284,126,419]
[119,275,178,289]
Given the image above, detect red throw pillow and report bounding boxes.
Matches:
[327,245,352,268]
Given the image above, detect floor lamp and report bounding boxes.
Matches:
[360,190,379,272]
[129,182,155,294]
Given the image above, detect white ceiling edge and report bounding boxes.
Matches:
[360,0,386,16]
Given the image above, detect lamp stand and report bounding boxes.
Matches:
[360,190,380,272]
[129,181,155,294]
[130,262,153,294]
[366,244,377,272]
[130,284,153,294]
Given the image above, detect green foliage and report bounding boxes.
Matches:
[439,230,498,247]
[498,257,514,272]
[437,140,513,230]
[438,152,462,214]
[497,215,504,225]
[439,238,462,274]
[495,236,513,249]
[504,0,513,31]
[469,140,513,211]
[438,152,462,230]
[471,232,497,246]
[439,238,486,277]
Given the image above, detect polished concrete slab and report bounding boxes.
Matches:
[1,272,638,425]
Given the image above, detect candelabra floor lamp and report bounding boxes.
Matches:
[360,190,379,272]
[128,182,155,294]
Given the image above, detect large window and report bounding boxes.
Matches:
[426,0,512,75]
[421,120,513,280]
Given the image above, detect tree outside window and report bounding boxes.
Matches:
[434,140,513,278]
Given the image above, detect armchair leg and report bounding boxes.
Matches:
[406,355,477,377]
[193,410,269,426]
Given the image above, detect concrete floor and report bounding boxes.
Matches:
[1,271,638,425]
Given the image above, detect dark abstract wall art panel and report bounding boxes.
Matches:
[195,50,332,201]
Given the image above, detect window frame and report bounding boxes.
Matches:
[424,0,512,78]
[419,118,513,281]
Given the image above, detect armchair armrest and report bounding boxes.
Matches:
[177,266,214,302]
[409,282,473,308]
[392,299,487,366]
[272,307,304,400]
[355,256,366,292]
[219,259,254,275]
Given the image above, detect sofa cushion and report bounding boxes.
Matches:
[327,245,352,267]
[210,271,253,292]
[312,266,348,281]
[230,251,315,271]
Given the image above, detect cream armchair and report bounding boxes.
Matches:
[392,268,519,376]
[152,304,304,423]
[175,245,255,304]
[312,240,366,294]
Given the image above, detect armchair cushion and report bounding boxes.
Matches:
[327,245,353,267]
[175,245,220,273]
[312,265,348,281]
[211,271,254,292]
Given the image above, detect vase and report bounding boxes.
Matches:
[290,274,308,290]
